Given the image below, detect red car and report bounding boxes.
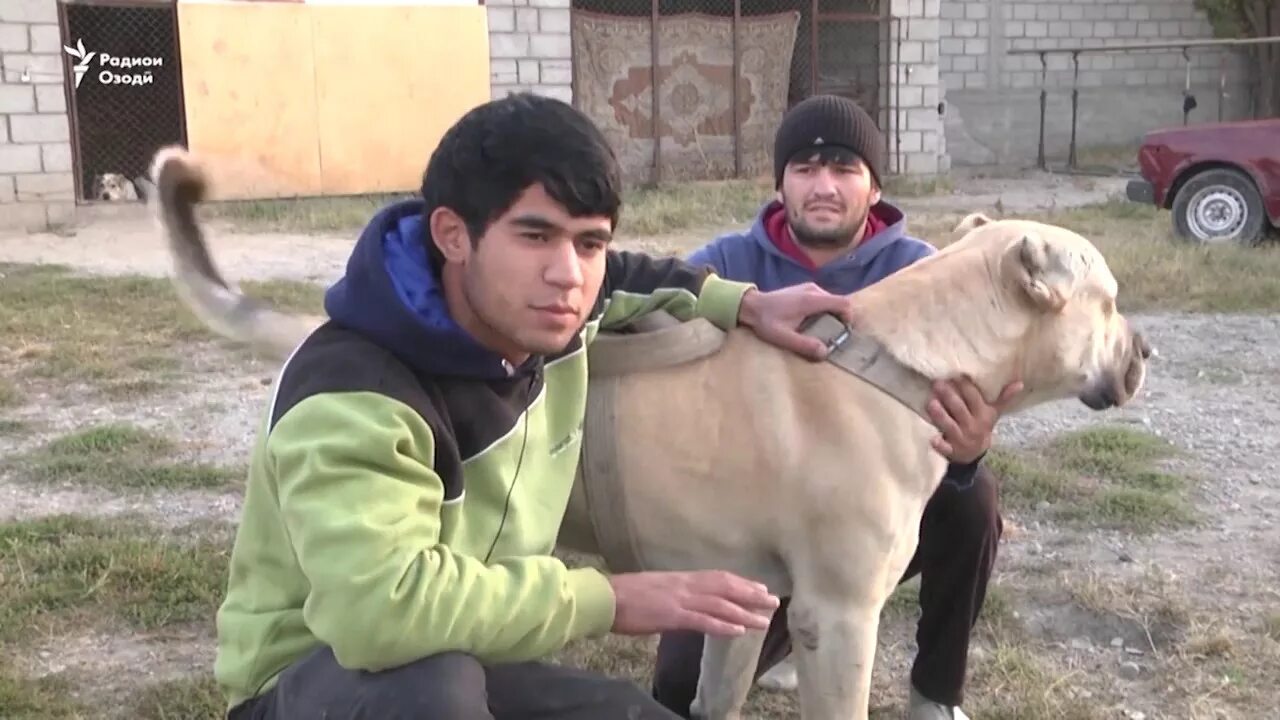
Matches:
[1126,118,1280,246]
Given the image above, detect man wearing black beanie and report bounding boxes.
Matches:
[650,94,1017,720]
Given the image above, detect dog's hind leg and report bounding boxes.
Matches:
[689,630,767,720]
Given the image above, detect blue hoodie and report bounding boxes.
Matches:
[686,198,984,489]
[687,198,936,295]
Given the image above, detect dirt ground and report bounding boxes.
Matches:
[2,170,1277,719]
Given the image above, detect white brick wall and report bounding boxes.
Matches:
[486,0,571,104]
[885,0,946,175]
[1,0,75,230]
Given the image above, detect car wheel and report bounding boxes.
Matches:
[1171,167,1267,246]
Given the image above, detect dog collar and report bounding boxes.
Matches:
[799,313,936,425]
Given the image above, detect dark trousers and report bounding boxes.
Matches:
[651,464,1003,714]
[229,644,683,720]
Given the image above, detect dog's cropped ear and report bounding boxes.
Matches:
[953,212,994,234]
[1015,232,1076,313]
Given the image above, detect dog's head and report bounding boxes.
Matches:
[91,173,139,201]
[954,212,1152,412]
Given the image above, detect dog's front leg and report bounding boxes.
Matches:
[788,595,880,720]
[689,629,767,720]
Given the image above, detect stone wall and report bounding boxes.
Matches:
[939,0,1252,167]
[1,0,74,231]
[486,0,572,104]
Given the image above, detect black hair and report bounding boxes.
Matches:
[784,145,878,189]
[420,92,623,267]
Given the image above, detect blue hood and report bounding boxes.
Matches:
[323,198,532,380]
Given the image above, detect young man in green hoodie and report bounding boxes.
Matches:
[214,92,858,719]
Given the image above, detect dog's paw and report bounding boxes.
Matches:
[756,658,798,691]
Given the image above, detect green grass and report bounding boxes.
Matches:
[0,661,85,720]
[14,423,242,491]
[0,263,322,393]
[0,514,228,644]
[989,424,1196,532]
[127,675,225,720]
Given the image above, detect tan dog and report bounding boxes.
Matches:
[146,146,1150,720]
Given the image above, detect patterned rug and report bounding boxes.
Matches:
[571,10,801,183]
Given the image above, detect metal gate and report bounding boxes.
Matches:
[58,0,187,202]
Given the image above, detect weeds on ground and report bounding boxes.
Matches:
[0,419,30,436]
[202,191,413,234]
[128,675,226,720]
[548,552,1108,717]
[0,263,322,392]
[966,642,1105,720]
[0,377,20,408]
[1265,614,1280,643]
[1060,564,1280,717]
[204,173,967,238]
[0,660,84,720]
[988,424,1195,532]
[13,423,243,491]
[0,514,228,644]
[928,199,1280,313]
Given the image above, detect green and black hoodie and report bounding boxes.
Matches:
[213,198,754,711]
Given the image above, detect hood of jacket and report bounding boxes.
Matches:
[323,198,537,381]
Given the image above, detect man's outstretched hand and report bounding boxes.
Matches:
[609,570,780,637]
[737,283,854,361]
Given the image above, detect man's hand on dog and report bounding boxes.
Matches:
[928,376,1023,464]
[609,570,780,637]
[737,283,856,361]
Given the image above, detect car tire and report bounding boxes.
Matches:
[1170,167,1267,246]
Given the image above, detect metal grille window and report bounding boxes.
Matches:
[59,0,187,202]
[569,0,896,185]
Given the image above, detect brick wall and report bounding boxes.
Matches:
[1,0,75,231]
[486,0,572,104]
[938,0,1251,167]
[888,0,947,175]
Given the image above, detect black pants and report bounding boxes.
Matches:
[651,464,1003,714]
[228,645,683,720]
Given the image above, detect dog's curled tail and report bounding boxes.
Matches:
[148,145,324,361]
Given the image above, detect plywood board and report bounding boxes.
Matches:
[309,4,489,195]
[177,1,322,199]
